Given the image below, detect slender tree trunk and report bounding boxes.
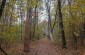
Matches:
[32,6,37,38]
[48,12,54,42]
[0,0,6,18]
[80,23,85,46]
[52,8,58,32]
[29,8,32,40]
[36,9,38,30]
[0,0,8,55]
[46,0,54,42]
[57,0,67,48]
[48,7,53,42]
[20,4,23,40]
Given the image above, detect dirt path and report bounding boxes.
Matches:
[25,38,61,55]
[25,38,85,55]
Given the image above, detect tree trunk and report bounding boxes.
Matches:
[0,0,6,18]
[57,0,67,48]
[24,15,30,52]
[24,6,30,52]
[32,5,37,39]
[80,23,85,46]
[0,0,8,55]
[46,0,54,42]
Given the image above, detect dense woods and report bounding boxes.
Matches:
[0,0,85,55]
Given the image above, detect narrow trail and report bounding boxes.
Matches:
[24,38,85,55]
[27,38,61,55]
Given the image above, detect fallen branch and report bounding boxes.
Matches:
[0,47,8,55]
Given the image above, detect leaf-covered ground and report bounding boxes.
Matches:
[0,38,85,55]
[24,38,85,55]
[0,43,23,55]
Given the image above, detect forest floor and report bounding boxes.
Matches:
[24,38,85,55]
[0,43,23,55]
[0,38,85,55]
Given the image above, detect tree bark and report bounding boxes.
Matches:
[24,2,31,52]
[24,12,30,52]
[45,0,54,42]
[57,0,67,48]
[0,0,6,18]
[0,0,8,55]
[32,6,37,38]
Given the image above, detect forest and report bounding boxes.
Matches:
[0,0,85,55]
